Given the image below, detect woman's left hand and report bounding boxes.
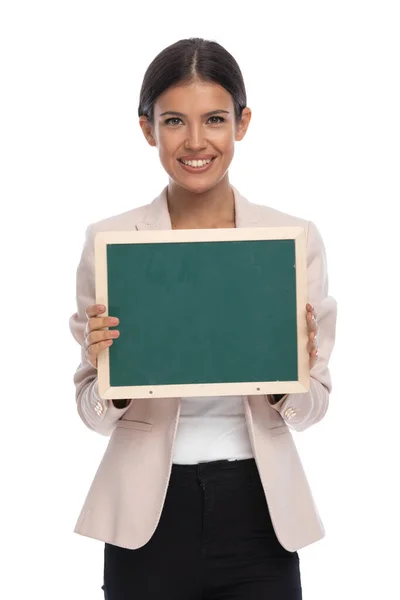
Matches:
[306,303,319,369]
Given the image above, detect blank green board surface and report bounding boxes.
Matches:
[106,240,298,387]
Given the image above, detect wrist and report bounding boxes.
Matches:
[112,399,131,409]
[269,394,285,404]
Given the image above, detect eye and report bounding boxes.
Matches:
[164,115,225,126]
[208,116,225,124]
[164,117,182,126]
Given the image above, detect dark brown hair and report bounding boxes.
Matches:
[138,38,247,125]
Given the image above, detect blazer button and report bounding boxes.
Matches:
[284,406,296,420]
[95,401,104,415]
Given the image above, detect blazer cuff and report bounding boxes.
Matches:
[95,382,132,420]
[80,379,132,436]
[267,378,329,431]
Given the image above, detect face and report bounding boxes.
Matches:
[139,80,251,194]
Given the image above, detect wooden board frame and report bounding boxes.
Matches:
[95,227,309,399]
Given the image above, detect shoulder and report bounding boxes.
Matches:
[248,200,310,229]
[238,191,325,253]
[84,187,167,237]
[86,204,150,237]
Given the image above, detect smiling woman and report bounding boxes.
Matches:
[70,36,336,600]
[137,39,251,228]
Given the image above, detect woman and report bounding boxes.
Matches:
[69,37,337,600]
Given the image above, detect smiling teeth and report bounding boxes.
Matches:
[181,158,212,167]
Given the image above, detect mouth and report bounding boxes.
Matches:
[177,156,217,173]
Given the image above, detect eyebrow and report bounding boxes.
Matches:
[159,109,230,118]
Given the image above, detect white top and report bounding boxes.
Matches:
[172,395,254,465]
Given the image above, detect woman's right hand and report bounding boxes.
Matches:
[84,304,120,369]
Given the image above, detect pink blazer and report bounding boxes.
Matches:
[69,185,337,552]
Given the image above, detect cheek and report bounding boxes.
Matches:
[218,138,235,163]
[158,132,180,161]
[213,130,235,152]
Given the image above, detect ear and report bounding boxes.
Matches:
[235,107,252,142]
[139,116,157,147]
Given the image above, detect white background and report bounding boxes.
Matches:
[1,1,399,598]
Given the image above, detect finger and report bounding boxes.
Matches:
[86,339,114,366]
[307,332,318,354]
[85,304,106,319]
[306,311,318,332]
[309,348,319,369]
[84,329,120,350]
[307,331,319,353]
[306,303,318,319]
[87,315,120,334]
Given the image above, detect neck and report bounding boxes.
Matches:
[167,175,236,229]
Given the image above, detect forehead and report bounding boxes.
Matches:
[154,81,233,115]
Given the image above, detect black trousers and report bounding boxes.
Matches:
[102,458,302,599]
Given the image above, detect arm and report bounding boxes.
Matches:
[266,220,337,432]
[69,224,132,436]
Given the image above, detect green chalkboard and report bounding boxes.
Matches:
[95,228,309,399]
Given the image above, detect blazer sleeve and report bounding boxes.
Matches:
[266,220,337,432]
[69,224,132,436]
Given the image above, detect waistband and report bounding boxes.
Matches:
[170,458,261,486]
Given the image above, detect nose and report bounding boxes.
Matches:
[184,123,207,151]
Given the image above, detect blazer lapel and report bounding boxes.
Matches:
[233,186,264,229]
[136,184,264,231]
[136,187,172,231]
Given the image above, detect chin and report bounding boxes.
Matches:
[165,172,212,194]
[168,169,229,195]
[184,181,215,193]
[177,180,219,195]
